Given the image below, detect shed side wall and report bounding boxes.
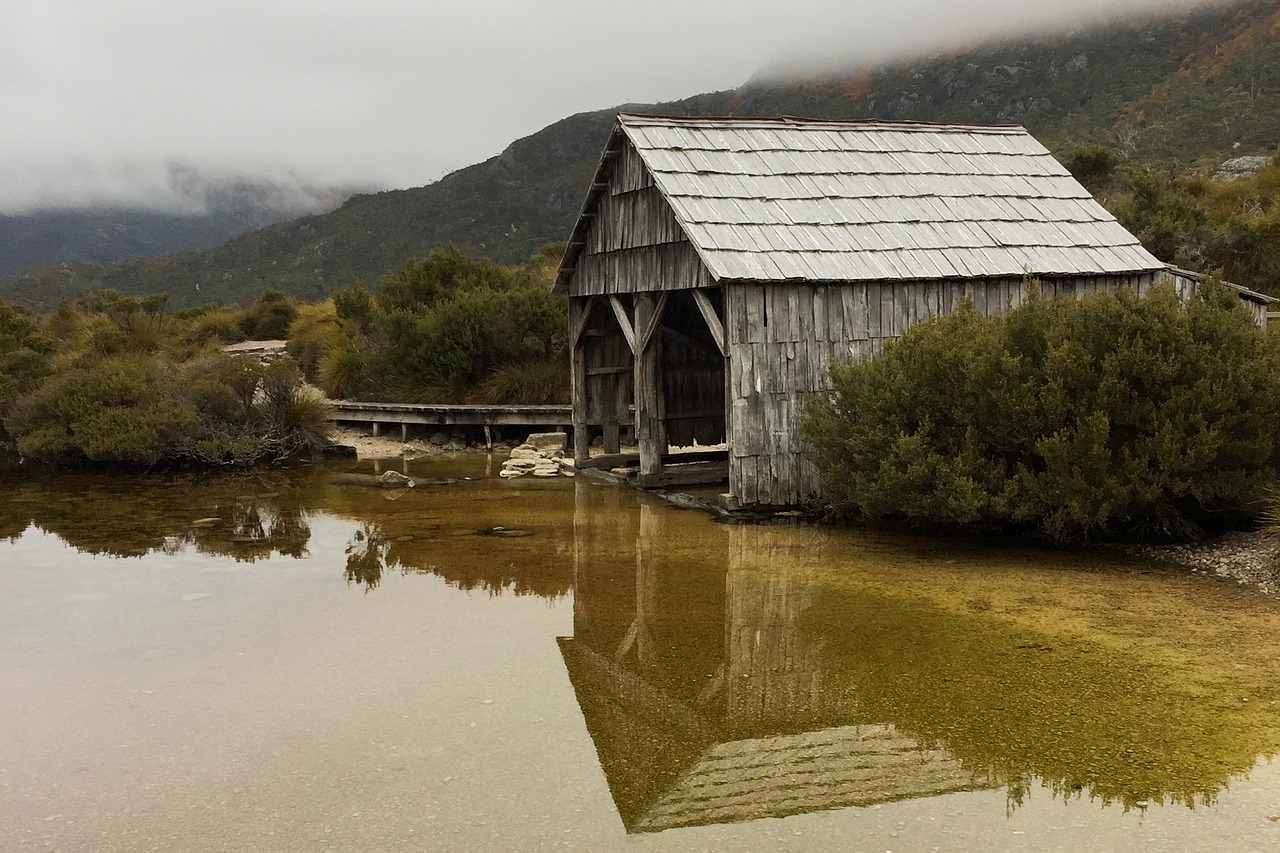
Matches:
[725,273,1169,507]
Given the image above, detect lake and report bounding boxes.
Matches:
[3,455,1280,852]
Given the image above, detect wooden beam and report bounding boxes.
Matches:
[637,291,668,356]
[576,449,726,470]
[569,296,595,352]
[634,292,667,478]
[693,288,726,356]
[569,299,591,464]
[637,461,729,489]
[608,295,637,354]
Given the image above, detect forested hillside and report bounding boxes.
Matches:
[6,0,1280,308]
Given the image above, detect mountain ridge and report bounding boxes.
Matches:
[5,0,1279,309]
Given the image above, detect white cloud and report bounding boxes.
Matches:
[0,0,1206,213]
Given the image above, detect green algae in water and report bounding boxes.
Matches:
[800,584,1258,811]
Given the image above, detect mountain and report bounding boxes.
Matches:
[4,0,1279,309]
[0,173,360,282]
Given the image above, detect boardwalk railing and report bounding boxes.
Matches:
[327,401,572,448]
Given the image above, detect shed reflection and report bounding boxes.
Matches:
[559,483,1276,833]
[559,489,986,833]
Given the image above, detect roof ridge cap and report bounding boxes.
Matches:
[617,113,1027,134]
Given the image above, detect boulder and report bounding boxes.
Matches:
[1214,155,1271,182]
[377,470,415,489]
[525,432,568,453]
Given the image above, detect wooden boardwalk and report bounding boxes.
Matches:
[327,401,572,447]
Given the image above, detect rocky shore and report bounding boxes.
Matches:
[1131,530,1280,595]
[329,426,508,460]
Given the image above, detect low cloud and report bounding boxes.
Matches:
[1,0,1217,213]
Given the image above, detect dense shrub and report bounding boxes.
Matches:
[6,352,331,468]
[0,301,55,447]
[238,289,298,340]
[7,356,194,466]
[303,243,569,404]
[802,281,1280,541]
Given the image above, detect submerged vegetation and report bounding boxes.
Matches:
[803,281,1280,542]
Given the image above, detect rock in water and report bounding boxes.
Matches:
[377,470,415,489]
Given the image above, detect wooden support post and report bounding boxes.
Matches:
[600,374,620,454]
[400,423,408,442]
[633,292,666,477]
[483,423,492,450]
[371,421,380,438]
[570,297,591,465]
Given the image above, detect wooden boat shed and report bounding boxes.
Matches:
[554,114,1275,508]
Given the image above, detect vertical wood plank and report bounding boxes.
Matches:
[633,292,667,476]
[569,297,591,464]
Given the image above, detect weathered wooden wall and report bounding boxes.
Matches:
[570,140,712,297]
[567,139,726,458]
[724,271,1186,506]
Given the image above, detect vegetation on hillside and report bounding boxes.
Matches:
[1101,151,1280,295]
[0,242,568,469]
[802,281,1280,542]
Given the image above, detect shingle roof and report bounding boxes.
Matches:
[598,115,1163,283]
[634,723,984,832]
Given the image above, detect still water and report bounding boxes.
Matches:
[3,456,1280,852]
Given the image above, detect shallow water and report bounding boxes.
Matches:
[3,456,1280,851]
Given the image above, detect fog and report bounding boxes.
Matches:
[0,0,1217,214]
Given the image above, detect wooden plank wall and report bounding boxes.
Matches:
[569,139,712,297]
[582,299,635,453]
[724,272,1185,507]
[726,526,846,729]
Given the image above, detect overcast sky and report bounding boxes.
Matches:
[1,0,1208,214]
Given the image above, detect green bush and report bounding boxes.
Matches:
[475,357,570,405]
[5,351,331,468]
[802,281,1280,541]
[7,356,194,466]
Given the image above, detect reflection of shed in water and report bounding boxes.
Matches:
[558,500,986,832]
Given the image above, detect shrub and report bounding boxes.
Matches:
[286,299,344,381]
[474,357,570,405]
[5,351,331,468]
[238,289,298,340]
[316,345,363,399]
[802,281,1280,541]
[6,356,194,466]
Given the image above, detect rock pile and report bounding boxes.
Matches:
[499,432,574,479]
